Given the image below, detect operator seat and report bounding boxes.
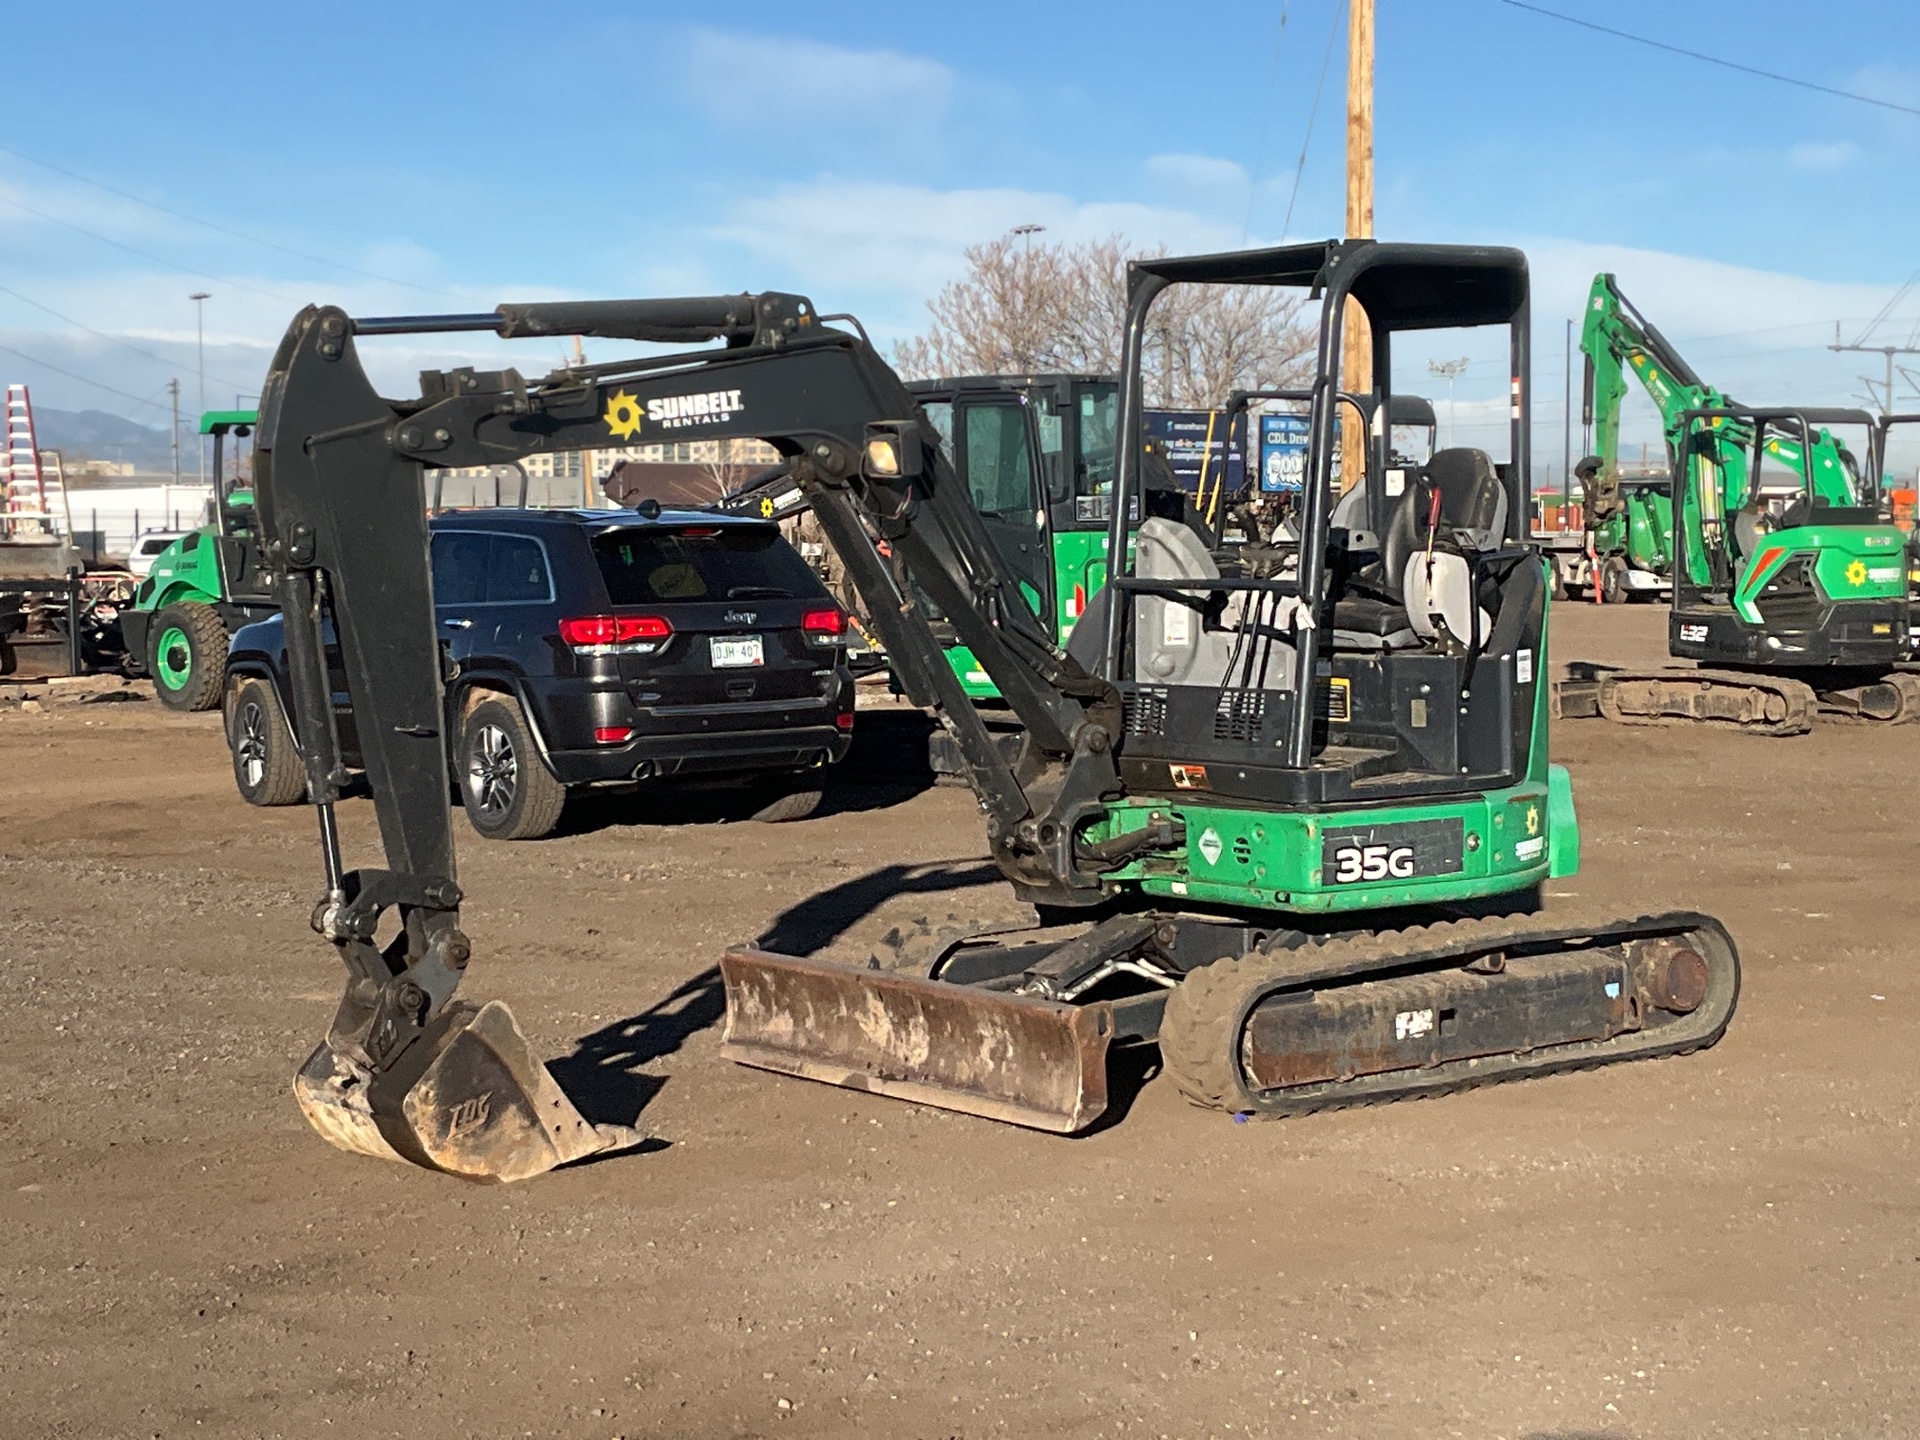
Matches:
[1732,506,1770,559]
[1331,447,1506,650]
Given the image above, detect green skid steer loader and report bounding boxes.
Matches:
[121,410,276,711]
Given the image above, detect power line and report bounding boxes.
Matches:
[1497,1,1920,119]
[1281,0,1345,239]
[0,140,464,298]
[0,282,255,395]
[1842,267,1920,347]
[0,340,174,413]
[0,193,294,303]
[1240,2,1291,246]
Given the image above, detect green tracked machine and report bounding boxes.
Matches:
[906,374,1130,700]
[250,239,1738,1182]
[1560,274,1915,733]
[121,410,276,711]
[725,371,1135,701]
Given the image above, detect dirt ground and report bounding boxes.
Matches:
[4,602,1918,1440]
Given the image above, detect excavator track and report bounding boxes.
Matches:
[1817,671,1920,724]
[1157,909,1738,1118]
[1556,664,1815,736]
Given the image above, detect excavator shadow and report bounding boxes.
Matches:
[753,859,1005,956]
[547,860,1008,1134]
[547,969,729,1132]
[549,709,940,837]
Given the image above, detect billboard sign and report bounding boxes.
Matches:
[1143,410,1247,494]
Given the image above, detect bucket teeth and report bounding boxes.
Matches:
[293,1000,641,1183]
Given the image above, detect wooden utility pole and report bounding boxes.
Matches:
[1340,0,1374,492]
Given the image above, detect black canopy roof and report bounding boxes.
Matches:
[1130,239,1529,331]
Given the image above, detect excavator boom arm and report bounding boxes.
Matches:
[251,294,1133,1178]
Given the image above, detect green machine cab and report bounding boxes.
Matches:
[122,410,276,711]
[905,374,1132,698]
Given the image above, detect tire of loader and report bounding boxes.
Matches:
[0,635,14,676]
[1600,556,1629,605]
[149,601,228,713]
[1157,909,1739,1118]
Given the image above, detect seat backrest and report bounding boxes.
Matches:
[1134,518,1227,686]
[1403,550,1490,648]
[1424,448,1508,548]
[1376,475,1428,600]
[1732,506,1769,558]
[1329,477,1368,532]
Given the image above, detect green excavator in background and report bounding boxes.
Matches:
[1560,273,1916,734]
[725,371,1138,702]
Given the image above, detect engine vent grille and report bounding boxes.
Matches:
[1213,688,1267,741]
[1123,689,1169,738]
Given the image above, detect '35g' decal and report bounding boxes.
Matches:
[1320,817,1465,886]
[1329,843,1416,882]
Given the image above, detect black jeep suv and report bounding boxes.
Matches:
[223,507,856,838]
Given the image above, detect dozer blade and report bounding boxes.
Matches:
[293,1000,641,1183]
[719,949,1112,1133]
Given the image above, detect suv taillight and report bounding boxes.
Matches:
[801,607,847,647]
[559,614,672,655]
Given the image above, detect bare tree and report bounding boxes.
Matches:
[894,235,1316,407]
[694,438,776,502]
[694,457,760,502]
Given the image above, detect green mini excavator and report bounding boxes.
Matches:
[1563,273,1915,733]
[249,240,1738,1181]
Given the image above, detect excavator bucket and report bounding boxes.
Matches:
[718,949,1113,1133]
[293,1000,641,1183]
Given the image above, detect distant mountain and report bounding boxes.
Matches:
[34,407,177,472]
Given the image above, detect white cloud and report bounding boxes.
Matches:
[683,29,953,120]
[1143,153,1250,190]
[1517,235,1898,341]
[701,176,1258,337]
[7,144,1918,470]
[1786,140,1861,171]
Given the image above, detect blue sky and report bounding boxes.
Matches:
[3,0,1918,473]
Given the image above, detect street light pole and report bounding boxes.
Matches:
[189,291,210,488]
[1427,356,1469,447]
[1563,317,1573,516]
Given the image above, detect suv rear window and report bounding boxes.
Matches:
[431,531,554,606]
[593,526,822,604]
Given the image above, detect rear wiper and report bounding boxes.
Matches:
[726,585,791,598]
